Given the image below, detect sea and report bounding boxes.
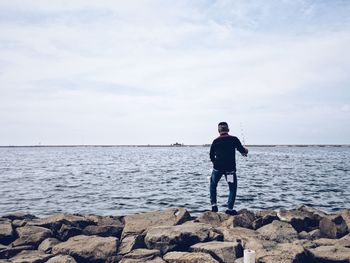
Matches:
[0,146,349,217]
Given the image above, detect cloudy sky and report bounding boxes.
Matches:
[0,0,349,145]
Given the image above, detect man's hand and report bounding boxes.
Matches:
[242,147,248,157]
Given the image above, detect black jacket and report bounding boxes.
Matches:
[210,133,246,172]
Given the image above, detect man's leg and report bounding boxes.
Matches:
[210,169,223,211]
[225,172,238,211]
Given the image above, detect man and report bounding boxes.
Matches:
[209,122,248,215]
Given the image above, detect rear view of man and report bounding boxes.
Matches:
[209,122,248,215]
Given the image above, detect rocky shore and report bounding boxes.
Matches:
[0,206,349,263]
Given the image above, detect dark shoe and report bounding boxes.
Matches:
[225,209,238,216]
[211,205,218,212]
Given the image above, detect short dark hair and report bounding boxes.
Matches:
[218,122,229,132]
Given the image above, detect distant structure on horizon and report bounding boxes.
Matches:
[170,142,184,147]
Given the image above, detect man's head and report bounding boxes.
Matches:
[218,122,229,134]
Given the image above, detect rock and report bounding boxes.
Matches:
[0,221,14,245]
[145,223,221,254]
[194,212,230,228]
[277,207,319,232]
[252,211,279,230]
[118,234,145,255]
[320,214,348,239]
[257,220,298,243]
[9,250,53,263]
[52,235,118,262]
[190,241,243,263]
[38,237,60,253]
[120,256,165,263]
[0,244,6,251]
[234,258,243,263]
[85,215,124,227]
[82,225,123,238]
[229,210,256,229]
[122,249,160,261]
[122,208,191,237]
[56,224,81,241]
[217,227,259,243]
[28,213,94,233]
[308,245,350,262]
[1,213,37,221]
[12,226,52,247]
[341,209,350,230]
[163,251,219,263]
[0,245,34,259]
[46,255,77,263]
[12,220,28,228]
[339,233,350,248]
[256,243,309,263]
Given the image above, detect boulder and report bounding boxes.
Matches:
[122,208,191,237]
[277,208,319,232]
[339,234,350,248]
[341,209,350,230]
[144,223,221,254]
[256,243,309,263]
[194,212,230,228]
[217,227,259,243]
[120,256,165,263]
[85,215,124,227]
[38,237,60,253]
[82,225,123,238]
[320,214,348,239]
[0,245,34,259]
[252,211,279,230]
[0,221,14,245]
[190,241,243,263]
[12,220,28,228]
[46,255,77,263]
[257,220,298,243]
[56,224,81,241]
[12,226,52,247]
[163,251,218,263]
[28,213,94,233]
[9,250,53,263]
[0,244,6,251]
[230,209,256,229]
[52,235,118,262]
[308,245,350,262]
[118,234,145,255]
[122,248,160,261]
[1,213,37,221]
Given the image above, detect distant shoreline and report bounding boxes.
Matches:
[0,144,349,148]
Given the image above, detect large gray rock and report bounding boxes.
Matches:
[320,214,348,239]
[118,234,145,255]
[190,241,243,263]
[85,215,124,227]
[217,227,259,243]
[83,225,123,238]
[252,211,279,230]
[122,208,190,237]
[194,212,230,228]
[256,243,309,263]
[230,209,256,229]
[28,213,94,233]
[144,223,221,254]
[341,209,350,231]
[121,248,161,262]
[308,245,350,262]
[12,226,52,247]
[38,237,60,253]
[163,251,218,263]
[9,250,53,263]
[257,220,298,243]
[277,207,320,232]
[0,245,33,259]
[46,255,77,263]
[0,221,14,245]
[56,224,81,241]
[1,213,37,221]
[52,235,118,262]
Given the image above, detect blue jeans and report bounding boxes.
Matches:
[210,169,237,210]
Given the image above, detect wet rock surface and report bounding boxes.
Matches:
[0,207,349,262]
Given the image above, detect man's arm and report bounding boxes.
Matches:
[209,141,216,163]
[236,137,248,156]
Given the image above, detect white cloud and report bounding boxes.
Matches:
[0,1,349,144]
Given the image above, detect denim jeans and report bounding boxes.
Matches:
[210,169,237,210]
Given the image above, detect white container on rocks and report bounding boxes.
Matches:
[244,249,256,263]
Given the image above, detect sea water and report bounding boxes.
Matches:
[0,146,349,216]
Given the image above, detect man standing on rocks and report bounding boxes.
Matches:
[210,122,248,215]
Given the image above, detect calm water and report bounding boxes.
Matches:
[0,146,349,216]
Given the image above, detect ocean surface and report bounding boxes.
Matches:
[0,146,349,217]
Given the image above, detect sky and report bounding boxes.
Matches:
[0,0,349,145]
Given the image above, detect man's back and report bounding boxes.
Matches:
[210,134,245,172]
